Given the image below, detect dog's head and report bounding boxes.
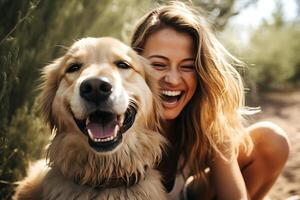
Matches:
[39,37,164,185]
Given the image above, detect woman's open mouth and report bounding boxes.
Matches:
[161,90,183,108]
[74,105,137,152]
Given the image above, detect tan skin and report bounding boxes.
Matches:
[142,28,290,200]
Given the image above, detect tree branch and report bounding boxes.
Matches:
[0,0,40,46]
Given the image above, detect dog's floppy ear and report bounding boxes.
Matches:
[38,57,64,129]
[138,56,163,132]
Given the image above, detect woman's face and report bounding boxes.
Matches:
[142,28,197,120]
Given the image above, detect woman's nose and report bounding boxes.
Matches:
[164,69,181,85]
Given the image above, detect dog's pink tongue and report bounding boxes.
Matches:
[86,121,118,139]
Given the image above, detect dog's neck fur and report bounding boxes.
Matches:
[46,127,164,187]
[73,165,149,189]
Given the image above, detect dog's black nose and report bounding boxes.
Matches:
[80,78,113,103]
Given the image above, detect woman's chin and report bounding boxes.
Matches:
[161,107,181,120]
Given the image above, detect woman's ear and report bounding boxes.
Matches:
[38,57,64,129]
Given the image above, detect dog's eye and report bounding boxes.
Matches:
[114,60,131,69]
[66,63,82,73]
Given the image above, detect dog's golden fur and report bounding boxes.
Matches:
[13,37,166,200]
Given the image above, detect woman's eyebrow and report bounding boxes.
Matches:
[148,55,169,60]
[182,58,195,62]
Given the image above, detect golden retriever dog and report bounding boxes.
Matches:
[13,37,166,200]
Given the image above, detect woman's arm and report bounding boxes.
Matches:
[210,154,249,200]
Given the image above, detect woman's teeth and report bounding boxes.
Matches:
[161,90,182,96]
[161,90,183,106]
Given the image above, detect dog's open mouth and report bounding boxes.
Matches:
[74,105,137,152]
[86,111,121,142]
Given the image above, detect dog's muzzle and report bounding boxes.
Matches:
[74,77,137,152]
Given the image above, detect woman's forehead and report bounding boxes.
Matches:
[143,28,195,59]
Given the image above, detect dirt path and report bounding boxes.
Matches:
[250,90,300,199]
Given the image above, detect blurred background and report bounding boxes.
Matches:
[0,0,299,199]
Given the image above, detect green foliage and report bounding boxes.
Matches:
[246,23,300,90]
[0,3,43,197]
[220,2,300,93]
[0,42,19,130]
[0,0,42,135]
[242,8,300,90]
[0,104,49,199]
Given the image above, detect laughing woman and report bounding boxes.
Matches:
[131,2,290,200]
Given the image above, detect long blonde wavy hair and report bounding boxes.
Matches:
[131,1,253,177]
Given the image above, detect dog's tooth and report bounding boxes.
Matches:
[86,118,90,125]
[113,126,118,137]
[92,135,116,143]
[87,129,94,140]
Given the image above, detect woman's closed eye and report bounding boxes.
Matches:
[180,65,195,72]
[151,62,167,70]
